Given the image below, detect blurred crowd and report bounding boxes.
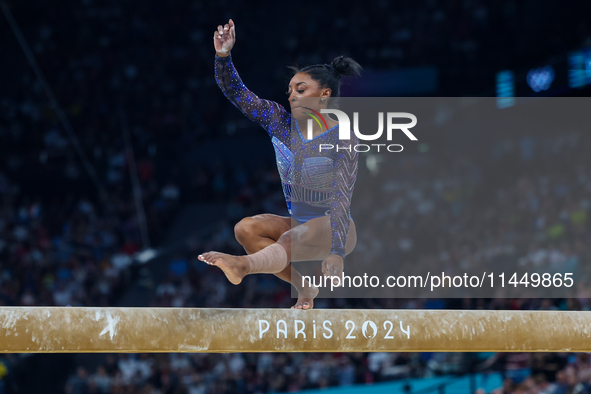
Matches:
[0,166,184,307]
[56,352,591,394]
[346,129,591,300]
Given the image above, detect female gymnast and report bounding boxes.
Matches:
[198,19,360,309]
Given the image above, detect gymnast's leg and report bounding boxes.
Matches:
[198,214,357,297]
[207,214,318,309]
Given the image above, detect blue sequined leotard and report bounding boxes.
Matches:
[214,55,359,258]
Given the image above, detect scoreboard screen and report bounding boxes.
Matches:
[568,48,591,88]
[496,70,515,109]
[496,47,591,106]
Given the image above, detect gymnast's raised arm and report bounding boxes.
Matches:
[213,19,289,133]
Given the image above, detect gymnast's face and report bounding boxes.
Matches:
[287,72,331,119]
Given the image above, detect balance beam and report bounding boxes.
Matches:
[1,307,590,353]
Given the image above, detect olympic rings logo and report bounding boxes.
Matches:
[527,65,555,93]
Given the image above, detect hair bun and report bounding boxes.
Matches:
[330,56,363,77]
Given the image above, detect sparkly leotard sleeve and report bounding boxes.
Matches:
[214,54,290,138]
[215,54,358,258]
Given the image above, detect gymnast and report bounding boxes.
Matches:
[199,19,360,309]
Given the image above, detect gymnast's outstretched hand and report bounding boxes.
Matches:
[213,19,236,57]
[322,254,344,287]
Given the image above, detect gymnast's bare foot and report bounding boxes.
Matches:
[198,252,249,285]
[291,281,319,310]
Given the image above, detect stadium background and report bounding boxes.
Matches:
[1,0,591,393]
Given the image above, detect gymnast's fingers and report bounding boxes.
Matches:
[332,268,342,286]
[229,21,236,41]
